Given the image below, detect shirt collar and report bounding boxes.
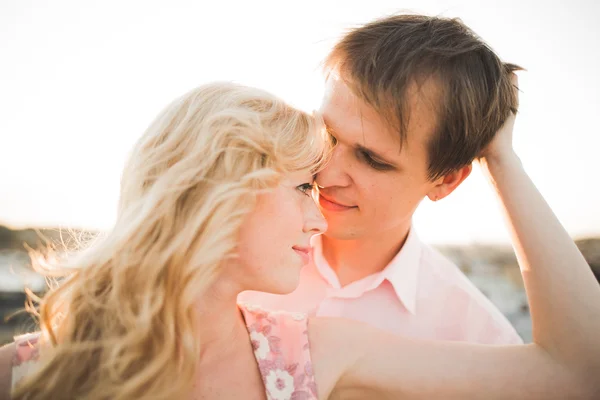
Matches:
[380,227,422,315]
[310,228,422,315]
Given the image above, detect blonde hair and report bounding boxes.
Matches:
[13,82,331,399]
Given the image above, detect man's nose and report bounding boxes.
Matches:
[315,145,351,189]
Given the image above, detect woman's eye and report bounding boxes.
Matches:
[297,182,315,196]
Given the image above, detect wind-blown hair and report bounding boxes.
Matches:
[13,82,331,399]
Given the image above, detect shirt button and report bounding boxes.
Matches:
[292,312,306,321]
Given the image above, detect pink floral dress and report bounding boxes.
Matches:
[238,302,319,400]
[11,332,41,391]
[11,306,318,400]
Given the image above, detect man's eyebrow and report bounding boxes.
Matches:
[355,143,396,165]
[325,123,398,167]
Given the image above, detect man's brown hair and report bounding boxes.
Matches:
[324,14,521,180]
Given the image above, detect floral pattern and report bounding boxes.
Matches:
[265,369,295,400]
[250,330,271,360]
[10,307,319,400]
[239,302,318,400]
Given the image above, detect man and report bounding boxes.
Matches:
[240,14,523,344]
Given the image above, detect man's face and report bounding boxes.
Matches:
[316,77,442,240]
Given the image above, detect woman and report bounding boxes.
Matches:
[1,79,599,399]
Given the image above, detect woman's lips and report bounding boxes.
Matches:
[292,247,310,264]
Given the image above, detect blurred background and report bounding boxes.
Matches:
[1,0,599,344]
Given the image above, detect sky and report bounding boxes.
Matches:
[0,0,599,244]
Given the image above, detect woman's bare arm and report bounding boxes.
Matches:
[311,317,591,400]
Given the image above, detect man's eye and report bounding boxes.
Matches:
[297,183,315,196]
[359,151,391,171]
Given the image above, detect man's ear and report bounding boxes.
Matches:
[426,164,472,202]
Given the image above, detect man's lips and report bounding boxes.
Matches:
[318,193,357,212]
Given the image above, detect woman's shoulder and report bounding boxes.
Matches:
[13,333,41,363]
[0,341,16,400]
[308,316,390,400]
[1,333,42,396]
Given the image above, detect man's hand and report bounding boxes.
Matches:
[479,73,520,168]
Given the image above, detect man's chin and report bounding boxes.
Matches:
[322,225,364,241]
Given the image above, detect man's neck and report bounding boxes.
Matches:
[321,222,411,287]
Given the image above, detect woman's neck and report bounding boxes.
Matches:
[193,279,249,359]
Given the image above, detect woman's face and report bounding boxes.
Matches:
[236,171,327,294]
